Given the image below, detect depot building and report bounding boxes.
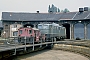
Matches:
[1,7,90,40]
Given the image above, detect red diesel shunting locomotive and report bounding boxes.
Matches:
[18,26,45,44]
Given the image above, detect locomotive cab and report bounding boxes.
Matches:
[18,27,34,44]
[32,28,40,43]
[18,27,43,44]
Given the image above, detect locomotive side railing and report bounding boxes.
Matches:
[0,36,90,59]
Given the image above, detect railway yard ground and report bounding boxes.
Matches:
[60,39,90,47]
[0,39,90,60]
[13,49,89,60]
[53,39,90,60]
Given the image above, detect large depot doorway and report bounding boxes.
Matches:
[74,23,84,39]
[62,23,70,39]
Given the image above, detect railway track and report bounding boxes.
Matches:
[53,40,90,59]
[60,40,90,47]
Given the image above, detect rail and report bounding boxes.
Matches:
[53,44,90,59]
[0,37,90,59]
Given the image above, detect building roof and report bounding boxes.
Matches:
[0,20,3,28]
[2,11,90,21]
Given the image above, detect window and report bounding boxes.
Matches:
[29,30,32,34]
[19,30,22,34]
[12,25,17,28]
[38,25,42,29]
[13,31,18,36]
[5,25,8,29]
[44,25,48,29]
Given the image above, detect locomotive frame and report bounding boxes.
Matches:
[17,23,66,44]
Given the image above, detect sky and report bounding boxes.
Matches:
[0,0,90,19]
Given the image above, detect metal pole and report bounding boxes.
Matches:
[84,24,87,39]
[4,31,6,44]
[70,24,72,39]
[71,24,74,39]
[40,38,42,47]
[24,36,26,51]
[5,33,6,44]
[52,37,53,45]
[32,37,34,50]
[52,27,53,45]
[14,37,16,55]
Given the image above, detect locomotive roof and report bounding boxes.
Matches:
[2,11,90,21]
[59,26,63,27]
[38,23,59,26]
[32,28,39,30]
[38,23,52,25]
[19,27,39,30]
[52,23,59,26]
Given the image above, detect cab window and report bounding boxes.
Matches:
[38,25,42,29]
[29,30,32,34]
[19,30,22,34]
